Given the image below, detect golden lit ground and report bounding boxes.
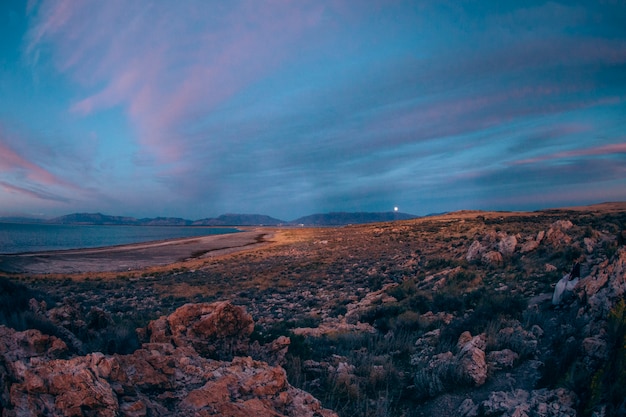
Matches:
[6,202,626,304]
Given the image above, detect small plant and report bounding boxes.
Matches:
[585,300,626,414]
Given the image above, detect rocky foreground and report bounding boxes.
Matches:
[1,203,626,416]
[0,301,336,416]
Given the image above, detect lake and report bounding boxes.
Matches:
[0,223,240,254]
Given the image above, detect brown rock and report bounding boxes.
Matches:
[521,239,540,254]
[466,240,485,262]
[457,333,487,386]
[480,387,577,417]
[487,349,519,369]
[120,399,148,417]
[546,220,573,247]
[146,301,254,359]
[580,247,626,317]
[0,303,338,417]
[498,234,517,257]
[482,250,503,266]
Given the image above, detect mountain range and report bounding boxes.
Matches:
[0,211,419,227]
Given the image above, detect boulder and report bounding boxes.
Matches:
[456,333,487,386]
[495,322,538,357]
[546,220,573,247]
[482,251,503,266]
[467,241,485,262]
[487,349,519,369]
[498,234,517,257]
[480,387,577,417]
[521,239,540,253]
[146,301,254,359]
[584,237,596,253]
[521,232,544,253]
[457,398,479,417]
[579,247,626,318]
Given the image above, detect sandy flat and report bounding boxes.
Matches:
[0,229,272,274]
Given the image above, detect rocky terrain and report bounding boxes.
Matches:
[1,202,625,416]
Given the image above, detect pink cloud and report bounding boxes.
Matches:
[0,127,82,203]
[513,140,626,165]
[363,78,600,150]
[0,141,60,186]
[479,183,626,209]
[27,1,327,165]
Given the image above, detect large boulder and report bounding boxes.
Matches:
[498,234,517,257]
[456,332,488,386]
[466,240,485,262]
[521,231,544,253]
[546,220,573,247]
[579,246,626,318]
[145,301,254,359]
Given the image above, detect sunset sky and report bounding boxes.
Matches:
[1,0,625,220]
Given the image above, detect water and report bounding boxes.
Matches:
[0,223,240,254]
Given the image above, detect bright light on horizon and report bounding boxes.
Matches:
[394,206,399,212]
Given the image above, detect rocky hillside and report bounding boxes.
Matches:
[1,203,625,416]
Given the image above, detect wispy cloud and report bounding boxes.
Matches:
[27,0,327,164]
[0,125,87,208]
[513,141,626,165]
[7,0,626,218]
[0,180,71,203]
[0,134,70,188]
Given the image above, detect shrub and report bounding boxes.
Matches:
[438,292,527,349]
[585,300,626,414]
[0,277,60,338]
[394,311,422,331]
[0,277,39,318]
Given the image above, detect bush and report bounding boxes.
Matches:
[438,292,527,348]
[0,277,60,337]
[0,277,38,318]
[586,300,626,414]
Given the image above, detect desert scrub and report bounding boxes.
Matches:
[291,331,415,417]
[537,307,585,390]
[585,300,626,415]
[438,292,526,348]
[0,277,58,333]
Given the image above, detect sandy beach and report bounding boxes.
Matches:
[0,229,272,275]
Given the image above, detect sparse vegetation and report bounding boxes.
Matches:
[3,206,626,416]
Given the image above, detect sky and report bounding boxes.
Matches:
[0,0,625,221]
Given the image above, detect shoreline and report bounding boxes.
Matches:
[0,229,274,275]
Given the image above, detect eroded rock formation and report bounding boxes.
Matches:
[0,302,337,417]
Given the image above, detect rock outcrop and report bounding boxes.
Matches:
[142,301,254,360]
[0,302,338,417]
[466,232,518,264]
[478,387,577,417]
[456,332,488,386]
[578,246,626,318]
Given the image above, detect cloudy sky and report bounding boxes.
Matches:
[1,1,625,220]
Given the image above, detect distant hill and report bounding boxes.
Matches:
[136,217,192,226]
[193,214,284,226]
[48,213,138,225]
[0,217,47,224]
[290,211,418,226]
[43,212,284,226]
[4,211,420,227]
